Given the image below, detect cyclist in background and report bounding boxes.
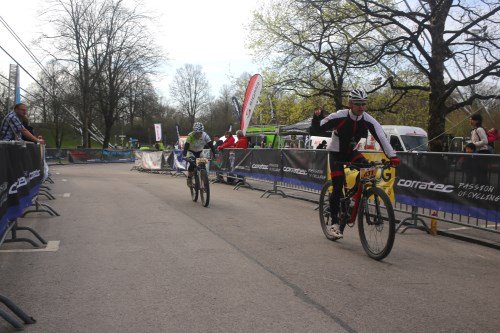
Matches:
[311,89,400,238]
[182,122,217,187]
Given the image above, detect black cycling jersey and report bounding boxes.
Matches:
[311,109,396,158]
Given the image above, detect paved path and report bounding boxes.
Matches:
[1,164,499,332]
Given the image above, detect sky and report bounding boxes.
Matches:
[0,0,262,104]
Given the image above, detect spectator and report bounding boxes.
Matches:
[234,130,249,149]
[233,130,248,185]
[0,103,43,144]
[217,131,235,151]
[211,135,224,182]
[469,113,489,154]
[213,135,223,149]
[464,142,475,154]
[316,140,327,149]
[487,128,498,153]
[20,114,35,141]
[260,134,266,148]
[216,131,235,184]
[460,142,476,183]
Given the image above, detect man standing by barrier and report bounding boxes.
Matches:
[233,130,249,185]
[217,131,236,184]
[0,103,44,144]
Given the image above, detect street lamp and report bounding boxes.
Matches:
[466,27,489,95]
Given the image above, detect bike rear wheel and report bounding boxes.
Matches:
[199,168,210,207]
[319,181,340,241]
[358,187,396,260]
[190,170,199,202]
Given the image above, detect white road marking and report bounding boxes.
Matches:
[63,193,71,198]
[0,240,60,253]
[447,227,470,231]
[55,172,60,175]
[61,179,67,182]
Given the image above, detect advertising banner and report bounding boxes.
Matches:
[282,150,327,190]
[249,149,282,182]
[240,74,263,135]
[395,152,499,222]
[141,151,163,170]
[134,150,143,167]
[102,149,133,162]
[154,123,162,142]
[231,96,241,122]
[0,143,43,236]
[45,148,68,164]
[68,149,103,163]
[231,149,253,176]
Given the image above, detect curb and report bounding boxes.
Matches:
[437,230,500,250]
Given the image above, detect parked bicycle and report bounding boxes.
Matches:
[319,161,396,260]
[184,155,211,207]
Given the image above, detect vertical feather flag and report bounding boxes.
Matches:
[240,74,263,135]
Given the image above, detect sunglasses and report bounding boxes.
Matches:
[352,102,366,106]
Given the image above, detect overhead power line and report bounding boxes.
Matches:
[0,15,112,146]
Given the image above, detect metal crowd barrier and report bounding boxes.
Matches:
[135,149,499,235]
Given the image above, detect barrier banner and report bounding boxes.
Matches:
[248,149,282,181]
[134,150,142,167]
[231,149,253,175]
[141,151,163,170]
[211,150,230,172]
[282,150,327,190]
[45,148,68,163]
[102,149,133,162]
[0,143,43,236]
[68,149,103,163]
[166,150,186,171]
[396,152,499,222]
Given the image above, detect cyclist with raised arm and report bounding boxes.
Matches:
[311,89,400,239]
[182,122,217,187]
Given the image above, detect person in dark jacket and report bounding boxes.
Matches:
[310,89,400,239]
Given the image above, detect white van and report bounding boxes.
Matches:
[357,125,428,152]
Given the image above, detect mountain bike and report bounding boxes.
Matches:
[185,155,211,207]
[319,161,396,260]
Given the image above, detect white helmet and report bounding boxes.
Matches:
[349,89,368,102]
[193,122,204,133]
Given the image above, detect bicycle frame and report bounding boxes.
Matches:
[341,162,389,226]
[319,160,396,260]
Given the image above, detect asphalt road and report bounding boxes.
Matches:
[1,164,499,333]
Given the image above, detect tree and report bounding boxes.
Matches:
[29,61,72,148]
[169,64,211,127]
[248,0,397,110]
[345,0,500,150]
[42,0,111,148]
[93,0,163,147]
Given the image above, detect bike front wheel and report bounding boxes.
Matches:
[358,187,396,260]
[199,168,210,207]
[190,171,200,202]
[319,181,340,241]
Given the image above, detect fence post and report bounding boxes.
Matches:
[430,210,438,236]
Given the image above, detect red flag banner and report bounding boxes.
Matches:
[240,74,263,135]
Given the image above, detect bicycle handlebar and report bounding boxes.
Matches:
[342,160,393,170]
